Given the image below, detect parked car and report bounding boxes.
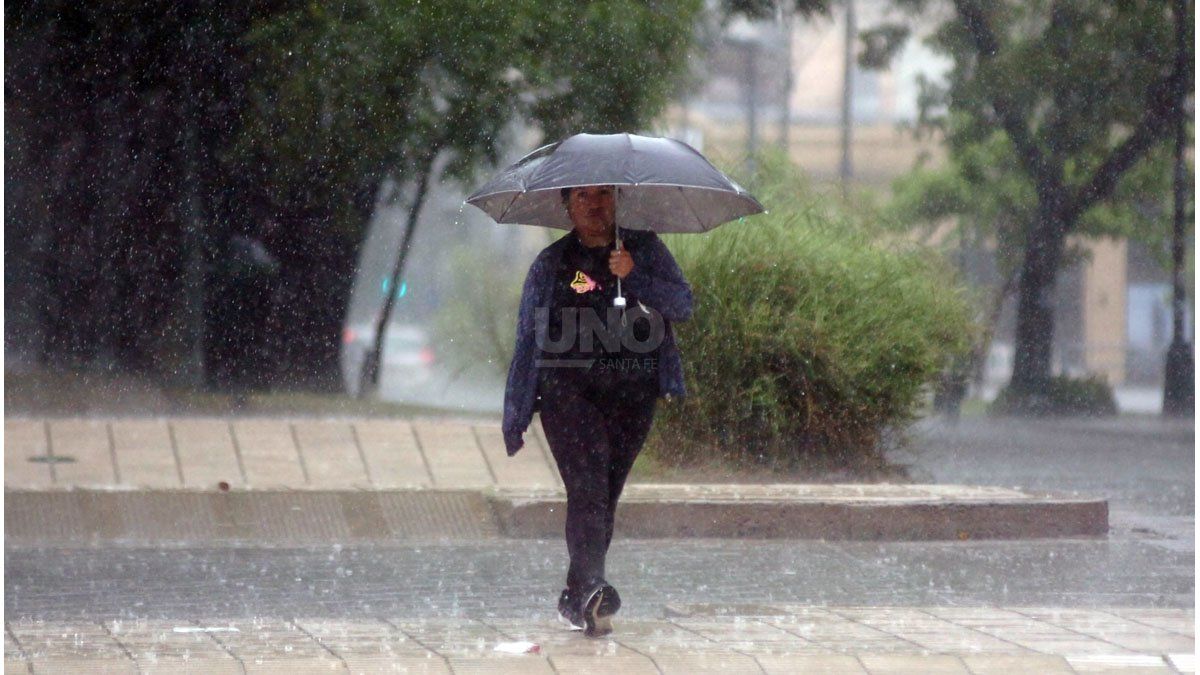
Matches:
[341,321,435,396]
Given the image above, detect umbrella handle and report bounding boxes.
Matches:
[613,232,626,308]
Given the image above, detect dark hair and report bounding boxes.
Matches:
[561,185,617,205]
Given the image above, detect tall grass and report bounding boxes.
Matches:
[647,154,977,473]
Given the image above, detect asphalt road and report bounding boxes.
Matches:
[896,415,1194,544]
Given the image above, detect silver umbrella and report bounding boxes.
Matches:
[466,132,764,304]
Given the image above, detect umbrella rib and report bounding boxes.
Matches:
[494,192,522,223]
[680,186,707,231]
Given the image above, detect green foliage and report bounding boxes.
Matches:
[430,245,523,377]
[880,0,1189,275]
[647,152,977,472]
[989,374,1118,417]
[224,0,703,390]
[872,0,1192,397]
[233,0,704,241]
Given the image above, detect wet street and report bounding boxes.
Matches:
[896,416,1194,544]
[5,533,1193,624]
[6,415,1193,624]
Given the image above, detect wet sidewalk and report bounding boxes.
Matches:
[5,605,1193,674]
[4,417,1107,542]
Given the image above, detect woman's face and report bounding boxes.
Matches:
[566,185,616,239]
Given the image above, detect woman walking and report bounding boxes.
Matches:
[502,184,693,637]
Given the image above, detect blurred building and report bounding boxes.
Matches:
[664,0,949,185]
[951,227,1191,401]
[669,2,1190,407]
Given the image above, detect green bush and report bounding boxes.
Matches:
[645,154,977,473]
[431,244,524,378]
[988,374,1118,417]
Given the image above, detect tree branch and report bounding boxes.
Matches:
[1064,1,1193,223]
[953,0,1062,197]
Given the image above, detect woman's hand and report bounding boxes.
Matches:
[609,249,634,278]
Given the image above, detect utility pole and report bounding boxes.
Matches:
[778,5,794,152]
[1163,0,1194,416]
[746,39,759,166]
[840,0,856,199]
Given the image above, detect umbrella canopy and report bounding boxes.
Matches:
[466,132,763,232]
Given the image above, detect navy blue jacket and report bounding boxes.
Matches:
[502,228,693,456]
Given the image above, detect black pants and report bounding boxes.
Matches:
[537,367,658,593]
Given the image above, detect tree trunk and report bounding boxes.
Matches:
[358,155,437,399]
[1009,200,1069,403]
[263,212,356,393]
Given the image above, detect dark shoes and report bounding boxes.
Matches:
[558,581,621,637]
[580,580,621,638]
[557,588,584,631]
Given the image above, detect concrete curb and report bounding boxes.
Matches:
[493,496,1109,540]
[5,488,501,545]
[5,484,1108,544]
[491,484,1108,540]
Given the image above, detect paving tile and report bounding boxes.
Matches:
[170,419,245,489]
[921,607,1133,655]
[1064,654,1173,673]
[481,618,665,668]
[959,654,1075,674]
[339,655,450,673]
[5,628,31,674]
[47,419,116,486]
[857,653,969,674]
[411,422,492,488]
[669,617,830,654]
[1087,633,1195,653]
[549,653,660,674]
[518,417,564,485]
[597,619,722,653]
[109,420,180,488]
[5,628,25,656]
[239,658,347,674]
[388,619,509,658]
[3,610,1192,673]
[832,608,1024,654]
[291,618,432,659]
[292,421,371,489]
[480,619,629,657]
[1011,639,1140,655]
[756,654,868,674]
[199,617,338,670]
[230,420,306,487]
[1105,609,1195,638]
[446,655,555,673]
[354,420,433,488]
[133,657,244,674]
[1015,608,1195,653]
[4,419,53,487]
[23,658,138,673]
[473,425,558,489]
[762,612,917,653]
[8,620,135,673]
[651,650,765,674]
[102,618,237,669]
[527,419,564,489]
[1167,653,1197,673]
